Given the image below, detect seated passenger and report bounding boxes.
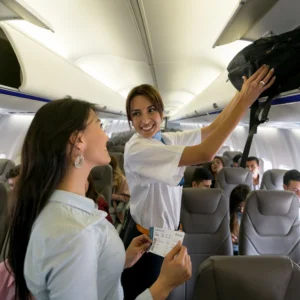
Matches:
[5,165,21,191]
[283,169,300,220]
[110,155,130,223]
[85,174,113,224]
[191,168,213,188]
[232,154,242,167]
[229,184,250,255]
[246,156,261,190]
[3,98,191,300]
[209,156,224,188]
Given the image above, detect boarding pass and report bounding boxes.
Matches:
[148,227,185,257]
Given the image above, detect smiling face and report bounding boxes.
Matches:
[130,95,163,138]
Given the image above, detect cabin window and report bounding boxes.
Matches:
[261,158,272,172]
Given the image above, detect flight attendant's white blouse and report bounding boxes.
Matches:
[125,129,201,230]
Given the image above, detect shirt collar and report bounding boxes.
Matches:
[152,131,162,141]
[49,190,97,214]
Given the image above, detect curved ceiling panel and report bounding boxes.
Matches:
[1,22,126,112]
[75,54,153,98]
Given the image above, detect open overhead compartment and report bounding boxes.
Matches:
[213,0,278,47]
[0,0,53,31]
[213,0,300,47]
[0,22,126,114]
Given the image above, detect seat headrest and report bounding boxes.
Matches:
[216,167,252,196]
[223,151,243,161]
[181,188,229,233]
[195,256,300,300]
[244,190,299,235]
[260,169,286,190]
[91,165,112,183]
[183,166,198,187]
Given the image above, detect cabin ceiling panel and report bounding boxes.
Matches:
[141,0,240,64]
[16,0,147,62]
[5,0,254,117]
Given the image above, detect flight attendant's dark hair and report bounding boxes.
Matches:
[3,98,96,299]
[126,84,164,128]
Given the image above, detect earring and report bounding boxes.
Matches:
[74,154,84,168]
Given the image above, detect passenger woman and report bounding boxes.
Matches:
[122,65,275,299]
[209,156,225,187]
[4,98,191,300]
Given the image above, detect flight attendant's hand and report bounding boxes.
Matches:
[240,65,276,106]
[124,234,152,268]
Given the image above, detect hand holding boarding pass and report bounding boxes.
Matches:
[148,227,185,257]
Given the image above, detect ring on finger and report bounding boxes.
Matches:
[260,80,266,86]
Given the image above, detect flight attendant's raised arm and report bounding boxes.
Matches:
[179,65,275,167]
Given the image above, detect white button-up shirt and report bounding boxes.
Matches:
[125,129,201,230]
[24,190,152,300]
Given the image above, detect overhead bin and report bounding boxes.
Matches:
[213,0,278,47]
[0,28,21,88]
[213,0,300,47]
[0,0,53,31]
[0,22,126,113]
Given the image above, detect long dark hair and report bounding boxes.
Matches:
[4,98,95,299]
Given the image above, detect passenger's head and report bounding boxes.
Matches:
[246,156,260,178]
[126,84,164,138]
[6,98,110,300]
[210,156,224,175]
[192,168,213,188]
[6,165,21,191]
[229,184,251,215]
[283,169,300,200]
[232,154,242,167]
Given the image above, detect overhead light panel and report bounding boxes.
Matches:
[0,0,54,32]
[213,0,278,47]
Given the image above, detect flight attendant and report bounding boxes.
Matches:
[122,65,275,299]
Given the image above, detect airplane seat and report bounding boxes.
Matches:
[239,190,300,264]
[106,141,114,151]
[108,152,124,172]
[260,169,287,190]
[220,156,230,167]
[0,159,15,182]
[183,166,198,187]
[109,145,125,153]
[90,165,113,207]
[0,182,9,262]
[215,167,253,197]
[194,256,300,300]
[223,151,243,166]
[171,188,232,300]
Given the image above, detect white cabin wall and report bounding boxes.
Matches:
[0,114,33,162]
[177,123,299,171]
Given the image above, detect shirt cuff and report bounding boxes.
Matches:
[135,288,153,300]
